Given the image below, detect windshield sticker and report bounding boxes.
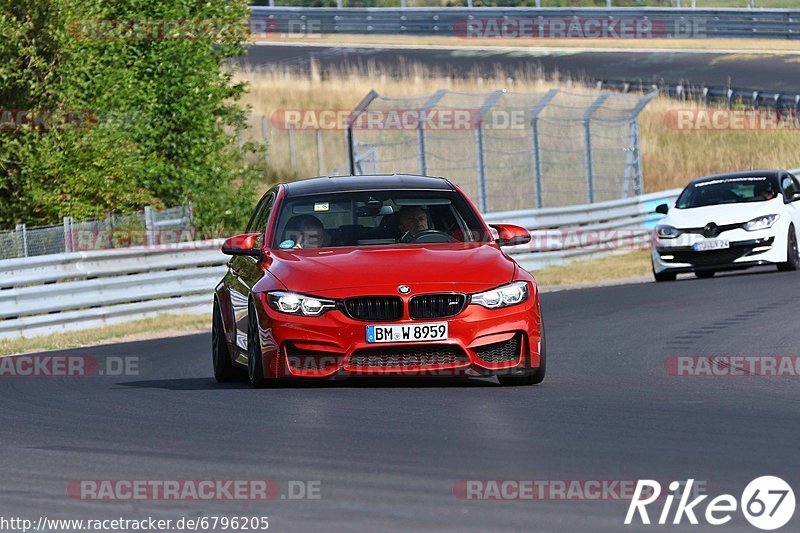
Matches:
[314,202,330,212]
[279,239,296,249]
[696,177,768,187]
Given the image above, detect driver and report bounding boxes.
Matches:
[282,215,329,249]
[397,206,429,235]
[754,180,777,201]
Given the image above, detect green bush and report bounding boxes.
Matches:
[0,0,262,233]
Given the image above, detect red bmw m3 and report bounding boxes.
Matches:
[213,174,545,387]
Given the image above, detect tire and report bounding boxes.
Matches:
[247,302,268,388]
[212,299,241,382]
[694,270,715,279]
[653,269,677,282]
[777,226,799,272]
[498,324,546,386]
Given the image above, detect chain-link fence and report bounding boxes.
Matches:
[0,204,194,260]
[341,88,656,212]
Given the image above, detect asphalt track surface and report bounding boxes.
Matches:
[2,267,799,532]
[242,43,800,93]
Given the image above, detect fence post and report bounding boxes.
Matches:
[583,93,610,204]
[417,89,447,176]
[316,128,325,175]
[346,90,380,176]
[474,90,505,213]
[63,216,74,253]
[261,115,270,164]
[144,206,156,247]
[288,126,296,170]
[623,90,659,198]
[529,89,559,209]
[16,224,28,258]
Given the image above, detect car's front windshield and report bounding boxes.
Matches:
[272,191,490,249]
[675,175,779,209]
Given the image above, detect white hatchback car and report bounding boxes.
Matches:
[651,170,800,281]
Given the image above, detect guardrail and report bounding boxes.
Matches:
[485,188,681,271]
[3,172,798,340]
[0,241,227,340]
[249,7,800,39]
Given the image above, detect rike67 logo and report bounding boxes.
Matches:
[625,477,795,530]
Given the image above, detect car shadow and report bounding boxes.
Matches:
[117,376,500,390]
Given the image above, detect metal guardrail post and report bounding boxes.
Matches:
[288,125,296,170]
[583,93,610,204]
[346,90,379,175]
[316,129,325,176]
[474,90,505,213]
[16,224,28,258]
[144,207,155,247]
[417,89,447,176]
[529,89,559,209]
[63,217,74,253]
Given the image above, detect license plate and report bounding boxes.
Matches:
[366,323,448,343]
[693,240,730,252]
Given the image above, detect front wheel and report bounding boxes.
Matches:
[777,226,799,272]
[498,326,546,386]
[247,302,268,388]
[212,299,242,382]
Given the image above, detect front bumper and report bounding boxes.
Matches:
[651,226,786,274]
[252,286,542,379]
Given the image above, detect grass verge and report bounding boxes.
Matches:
[0,314,210,357]
[252,35,800,53]
[532,250,653,288]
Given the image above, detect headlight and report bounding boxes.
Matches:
[744,214,779,232]
[266,291,337,316]
[656,225,680,239]
[471,281,529,309]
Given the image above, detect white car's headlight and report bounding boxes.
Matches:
[266,291,337,316]
[656,225,680,239]
[471,281,529,309]
[744,214,779,232]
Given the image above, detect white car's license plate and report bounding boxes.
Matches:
[693,240,730,252]
[366,323,448,343]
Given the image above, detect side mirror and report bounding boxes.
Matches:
[790,192,800,203]
[489,224,531,247]
[655,203,669,215]
[221,233,263,258]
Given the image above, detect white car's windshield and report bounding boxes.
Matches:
[676,175,779,209]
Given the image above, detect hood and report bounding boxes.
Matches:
[266,243,517,295]
[663,199,782,228]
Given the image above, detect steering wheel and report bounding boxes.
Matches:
[399,229,456,244]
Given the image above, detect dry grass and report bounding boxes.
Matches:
[533,250,652,287]
[252,35,800,53]
[238,65,800,193]
[0,314,210,356]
